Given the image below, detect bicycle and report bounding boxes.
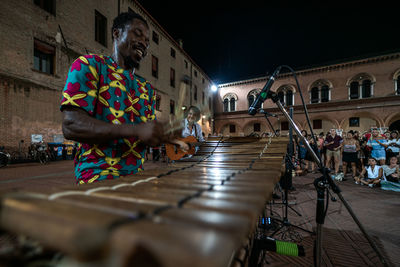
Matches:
[0,146,11,168]
[11,140,28,163]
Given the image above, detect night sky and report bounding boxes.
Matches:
[136,1,400,84]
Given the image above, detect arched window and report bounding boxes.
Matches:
[362,80,371,98]
[276,85,295,106]
[311,87,319,103]
[247,89,261,109]
[350,81,359,99]
[222,93,238,112]
[397,74,400,95]
[230,98,236,111]
[310,80,331,103]
[321,85,329,102]
[348,73,374,99]
[286,90,293,106]
[223,98,229,112]
[248,94,254,107]
[278,91,284,104]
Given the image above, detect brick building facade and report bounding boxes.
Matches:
[214,52,400,136]
[0,0,214,152]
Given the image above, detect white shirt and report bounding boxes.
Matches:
[366,165,386,180]
[387,139,400,153]
[181,119,205,142]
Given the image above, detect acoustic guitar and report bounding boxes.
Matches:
[165,136,203,161]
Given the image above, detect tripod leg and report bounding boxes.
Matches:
[287,204,302,217]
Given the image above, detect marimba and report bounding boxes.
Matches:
[0,136,288,266]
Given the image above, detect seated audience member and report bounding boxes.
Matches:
[380,156,400,192]
[354,157,385,187]
[382,156,400,183]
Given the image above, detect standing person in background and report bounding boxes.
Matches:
[380,130,400,163]
[317,132,325,167]
[341,131,360,179]
[367,128,387,166]
[324,128,343,177]
[298,130,309,173]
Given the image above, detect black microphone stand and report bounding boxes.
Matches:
[264,113,276,136]
[265,89,389,267]
[269,107,313,238]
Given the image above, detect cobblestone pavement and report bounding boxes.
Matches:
[0,160,399,266]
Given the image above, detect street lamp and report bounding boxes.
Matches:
[211,84,217,92]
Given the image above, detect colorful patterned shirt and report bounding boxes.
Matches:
[60,54,156,184]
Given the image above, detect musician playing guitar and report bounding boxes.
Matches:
[167,106,205,160]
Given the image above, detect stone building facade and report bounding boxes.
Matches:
[0,0,214,152]
[214,52,400,136]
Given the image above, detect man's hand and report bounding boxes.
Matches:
[133,121,165,147]
[62,107,166,146]
[171,139,189,152]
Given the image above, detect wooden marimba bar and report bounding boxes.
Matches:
[0,136,288,267]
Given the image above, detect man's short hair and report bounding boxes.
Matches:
[111,11,148,40]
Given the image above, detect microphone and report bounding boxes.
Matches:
[248,66,282,115]
[259,109,278,117]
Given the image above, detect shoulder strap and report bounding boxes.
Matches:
[193,124,198,139]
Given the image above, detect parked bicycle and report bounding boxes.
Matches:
[11,140,28,163]
[29,142,49,164]
[0,146,11,168]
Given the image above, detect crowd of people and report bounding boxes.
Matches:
[295,128,400,191]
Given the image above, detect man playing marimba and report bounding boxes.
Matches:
[60,11,166,184]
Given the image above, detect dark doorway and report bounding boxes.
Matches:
[389,120,400,131]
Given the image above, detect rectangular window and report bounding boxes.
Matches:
[281,121,289,131]
[254,123,261,132]
[170,48,175,58]
[170,68,175,87]
[194,85,197,101]
[152,55,158,78]
[208,97,211,110]
[33,39,55,74]
[184,60,188,69]
[170,100,175,114]
[229,124,236,133]
[202,78,205,84]
[155,94,161,111]
[152,31,159,44]
[95,10,107,47]
[313,119,322,129]
[202,91,205,105]
[34,0,56,15]
[349,117,360,127]
[194,70,197,77]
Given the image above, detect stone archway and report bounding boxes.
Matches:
[385,112,400,128]
[340,111,384,132]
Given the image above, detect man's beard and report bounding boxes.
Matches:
[123,55,139,70]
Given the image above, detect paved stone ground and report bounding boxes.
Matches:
[261,172,400,266]
[0,160,399,266]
